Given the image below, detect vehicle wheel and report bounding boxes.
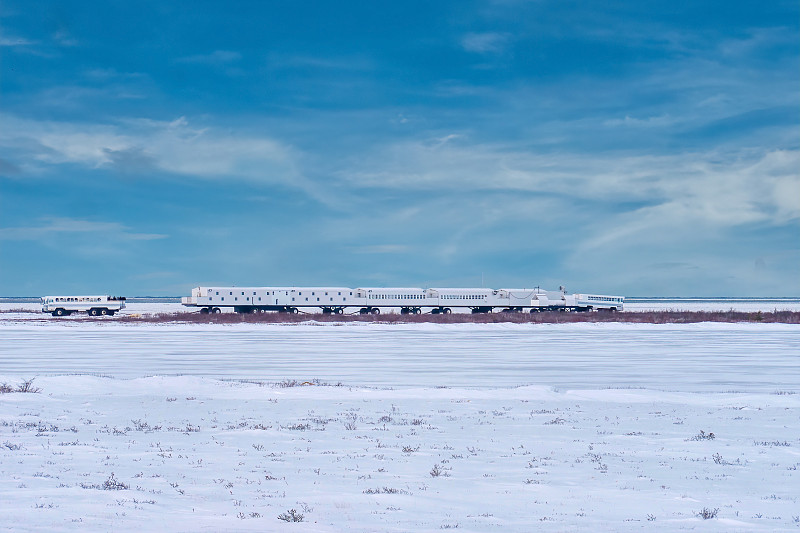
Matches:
[55,308,65,317]
[88,309,97,316]
[100,308,108,315]
[200,308,209,314]
[336,308,344,315]
[108,311,116,316]
[443,308,451,314]
[212,307,222,314]
[415,308,421,314]
[371,308,380,315]
[291,307,299,314]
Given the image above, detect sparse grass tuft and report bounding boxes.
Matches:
[430,463,450,477]
[115,309,800,325]
[0,379,41,394]
[102,473,129,491]
[277,509,304,522]
[363,487,409,495]
[696,507,718,520]
[689,430,715,441]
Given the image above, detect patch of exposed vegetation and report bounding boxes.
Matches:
[113,310,800,325]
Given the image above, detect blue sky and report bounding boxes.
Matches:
[1,1,798,296]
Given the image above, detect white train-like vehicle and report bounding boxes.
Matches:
[181,286,624,314]
[41,295,127,316]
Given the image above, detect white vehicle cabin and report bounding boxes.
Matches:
[41,296,126,317]
[182,286,624,314]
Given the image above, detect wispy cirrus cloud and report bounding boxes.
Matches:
[0,34,35,47]
[0,217,167,242]
[0,114,300,184]
[177,50,242,65]
[460,32,510,54]
[338,136,800,228]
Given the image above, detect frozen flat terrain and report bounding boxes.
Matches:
[0,322,798,391]
[1,317,798,531]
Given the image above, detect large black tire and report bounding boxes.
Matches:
[100,308,108,316]
[212,307,222,314]
[443,308,452,315]
[55,308,65,317]
[371,308,380,315]
[88,309,98,316]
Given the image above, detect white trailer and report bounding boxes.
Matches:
[182,286,624,314]
[41,296,126,317]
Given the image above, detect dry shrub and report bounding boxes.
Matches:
[114,309,800,325]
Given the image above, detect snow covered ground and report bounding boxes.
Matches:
[1,318,798,531]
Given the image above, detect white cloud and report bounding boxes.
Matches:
[350,244,411,254]
[177,50,242,64]
[0,217,167,242]
[0,113,301,184]
[461,32,510,54]
[338,137,800,232]
[0,35,35,47]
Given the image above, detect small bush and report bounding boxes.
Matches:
[363,487,408,495]
[430,464,448,477]
[689,430,715,441]
[0,379,41,394]
[277,509,304,522]
[102,473,129,491]
[697,507,718,520]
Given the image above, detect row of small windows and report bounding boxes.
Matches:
[442,295,484,300]
[212,290,354,297]
[51,297,102,302]
[588,296,623,302]
[369,294,424,300]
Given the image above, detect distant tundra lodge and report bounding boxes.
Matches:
[181,286,624,315]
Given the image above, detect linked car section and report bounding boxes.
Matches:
[182,286,624,314]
